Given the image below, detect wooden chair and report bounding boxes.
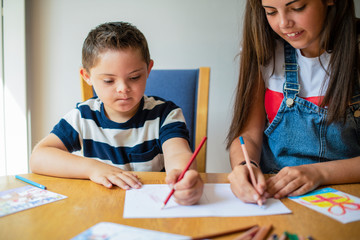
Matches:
[80,67,210,172]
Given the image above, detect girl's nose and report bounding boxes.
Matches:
[279,13,293,29]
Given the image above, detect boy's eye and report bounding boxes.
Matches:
[129,75,140,81]
[103,79,114,84]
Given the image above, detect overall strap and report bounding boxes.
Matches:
[283,41,300,107]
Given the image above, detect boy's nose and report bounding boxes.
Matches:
[116,81,130,93]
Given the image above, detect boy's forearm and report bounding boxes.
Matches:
[30,147,95,179]
[162,137,195,172]
[165,152,194,173]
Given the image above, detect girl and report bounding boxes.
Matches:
[227,0,360,204]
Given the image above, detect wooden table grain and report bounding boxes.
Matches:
[0,172,359,240]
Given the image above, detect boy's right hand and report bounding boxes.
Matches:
[88,160,142,190]
[228,164,266,204]
[165,169,204,206]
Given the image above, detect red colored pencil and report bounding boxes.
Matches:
[161,136,207,209]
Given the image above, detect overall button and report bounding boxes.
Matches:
[286,98,294,107]
[354,110,360,117]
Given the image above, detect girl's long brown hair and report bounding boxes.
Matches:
[226,0,359,149]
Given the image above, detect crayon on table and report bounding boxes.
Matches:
[233,226,260,240]
[266,234,279,240]
[252,224,272,240]
[285,231,300,240]
[15,175,47,189]
[192,224,257,240]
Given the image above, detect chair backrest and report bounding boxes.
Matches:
[80,67,210,172]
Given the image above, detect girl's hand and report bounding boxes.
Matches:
[228,164,266,204]
[88,160,142,190]
[266,164,325,199]
[165,169,204,205]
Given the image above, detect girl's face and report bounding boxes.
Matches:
[82,48,153,123]
[262,0,334,57]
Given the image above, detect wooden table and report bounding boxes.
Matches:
[0,172,359,240]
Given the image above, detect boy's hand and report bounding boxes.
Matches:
[165,169,204,205]
[266,164,324,199]
[228,164,266,204]
[88,160,142,190]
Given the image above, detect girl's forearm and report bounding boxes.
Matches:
[315,156,360,185]
[229,135,262,168]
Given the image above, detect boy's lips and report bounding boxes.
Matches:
[116,97,131,101]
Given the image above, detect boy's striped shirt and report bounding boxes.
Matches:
[51,95,189,171]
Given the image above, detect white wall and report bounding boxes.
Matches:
[1,0,28,175]
[26,0,360,174]
[27,0,245,173]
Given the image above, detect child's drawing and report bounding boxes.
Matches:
[300,192,360,216]
[0,186,67,217]
[289,187,360,224]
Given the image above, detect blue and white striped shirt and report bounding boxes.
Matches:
[51,95,190,171]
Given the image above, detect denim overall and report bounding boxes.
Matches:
[260,42,360,173]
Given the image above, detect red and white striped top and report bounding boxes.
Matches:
[261,40,331,123]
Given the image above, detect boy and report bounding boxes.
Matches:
[30,22,203,206]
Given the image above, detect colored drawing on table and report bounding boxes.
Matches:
[71,222,190,240]
[0,185,67,217]
[289,187,360,224]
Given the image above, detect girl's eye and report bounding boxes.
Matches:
[264,8,277,16]
[265,10,277,16]
[293,4,306,12]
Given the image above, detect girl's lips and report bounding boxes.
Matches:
[285,31,303,38]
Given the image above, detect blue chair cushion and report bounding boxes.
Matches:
[145,69,199,150]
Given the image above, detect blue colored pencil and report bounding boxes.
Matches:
[15,175,47,190]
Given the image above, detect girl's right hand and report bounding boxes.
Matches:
[228,164,267,204]
[88,160,142,190]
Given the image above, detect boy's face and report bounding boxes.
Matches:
[81,48,153,123]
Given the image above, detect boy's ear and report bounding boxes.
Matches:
[80,68,92,86]
[147,60,154,75]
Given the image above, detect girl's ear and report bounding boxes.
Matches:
[327,0,335,6]
[80,68,92,86]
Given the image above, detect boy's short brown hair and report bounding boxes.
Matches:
[82,22,151,72]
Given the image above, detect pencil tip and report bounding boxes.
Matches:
[160,204,165,210]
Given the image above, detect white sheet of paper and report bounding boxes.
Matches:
[123,183,291,218]
[71,222,190,240]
